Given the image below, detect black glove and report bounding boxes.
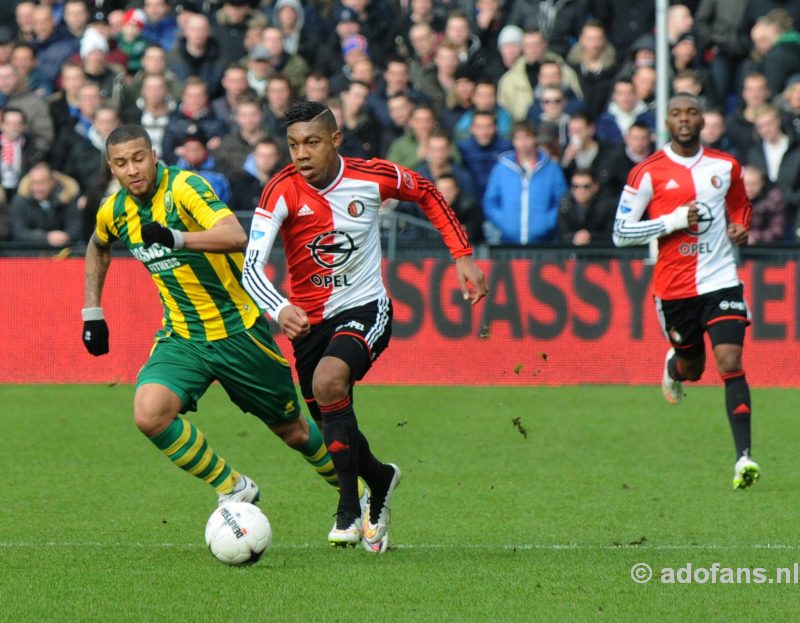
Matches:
[82,308,109,356]
[141,222,184,248]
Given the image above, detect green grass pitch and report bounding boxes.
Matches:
[1,384,799,622]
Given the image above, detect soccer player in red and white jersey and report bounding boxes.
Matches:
[613,93,760,490]
[241,101,488,550]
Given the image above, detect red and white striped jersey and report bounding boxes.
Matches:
[613,145,751,299]
[242,156,472,324]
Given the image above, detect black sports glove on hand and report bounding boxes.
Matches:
[82,308,109,356]
[141,222,186,249]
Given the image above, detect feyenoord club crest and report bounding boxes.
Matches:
[347,199,365,217]
[710,175,722,189]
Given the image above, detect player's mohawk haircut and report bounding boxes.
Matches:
[107,124,153,151]
[283,100,337,132]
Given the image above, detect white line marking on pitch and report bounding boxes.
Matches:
[0,542,798,550]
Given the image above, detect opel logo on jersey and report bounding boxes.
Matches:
[305,230,359,268]
[347,200,365,217]
[688,201,713,236]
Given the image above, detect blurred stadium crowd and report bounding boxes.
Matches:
[0,0,798,248]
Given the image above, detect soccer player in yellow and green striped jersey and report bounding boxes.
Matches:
[81,124,348,513]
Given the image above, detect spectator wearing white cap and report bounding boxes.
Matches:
[80,26,125,105]
[497,25,524,73]
[475,20,522,83]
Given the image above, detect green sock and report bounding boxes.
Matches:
[149,416,239,494]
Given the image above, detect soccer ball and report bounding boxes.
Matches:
[205,502,272,565]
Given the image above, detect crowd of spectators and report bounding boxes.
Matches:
[0,0,799,248]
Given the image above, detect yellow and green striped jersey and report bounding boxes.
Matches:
[95,163,260,341]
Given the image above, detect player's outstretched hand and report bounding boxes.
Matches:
[278,305,311,341]
[727,223,748,246]
[455,256,488,305]
[141,222,185,249]
[81,308,109,356]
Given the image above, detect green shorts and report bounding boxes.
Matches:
[137,315,300,426]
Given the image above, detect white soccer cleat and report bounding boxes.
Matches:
[359,478,370,517]
[328,512,363,547]
[358,479,389,552]
[661,348,684,405]
[217,474,260,506]
[362,464,401,548]
[733,454,760,490]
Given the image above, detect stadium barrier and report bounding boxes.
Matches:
[2,256,798,386]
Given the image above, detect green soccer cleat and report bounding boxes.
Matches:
[733,454,760,490]
[217,474,260,506]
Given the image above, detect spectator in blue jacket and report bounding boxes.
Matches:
[457,110,512,202]
[142,0,179,52]
[33,4,78,87]
[483,121,568,244]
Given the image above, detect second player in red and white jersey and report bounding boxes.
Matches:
[242,155,472,323]
[613,144,752,299]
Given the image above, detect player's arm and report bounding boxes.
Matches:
[382,163,488,304]
[725,160,752,247]
[612,173,698,247]
[141,173,247,252]
[141,213,248,253]
[82,232,112,356]
[240,200,310,338]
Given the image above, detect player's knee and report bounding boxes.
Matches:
[684,367,704,381]
[133,388,179,437]
[680,359,705,381]
[272,419,309,449]
[311,374,349,404]
[716,352,742,375]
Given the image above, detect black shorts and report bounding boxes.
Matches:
[292,297,393,411]
[655,284,751,359]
